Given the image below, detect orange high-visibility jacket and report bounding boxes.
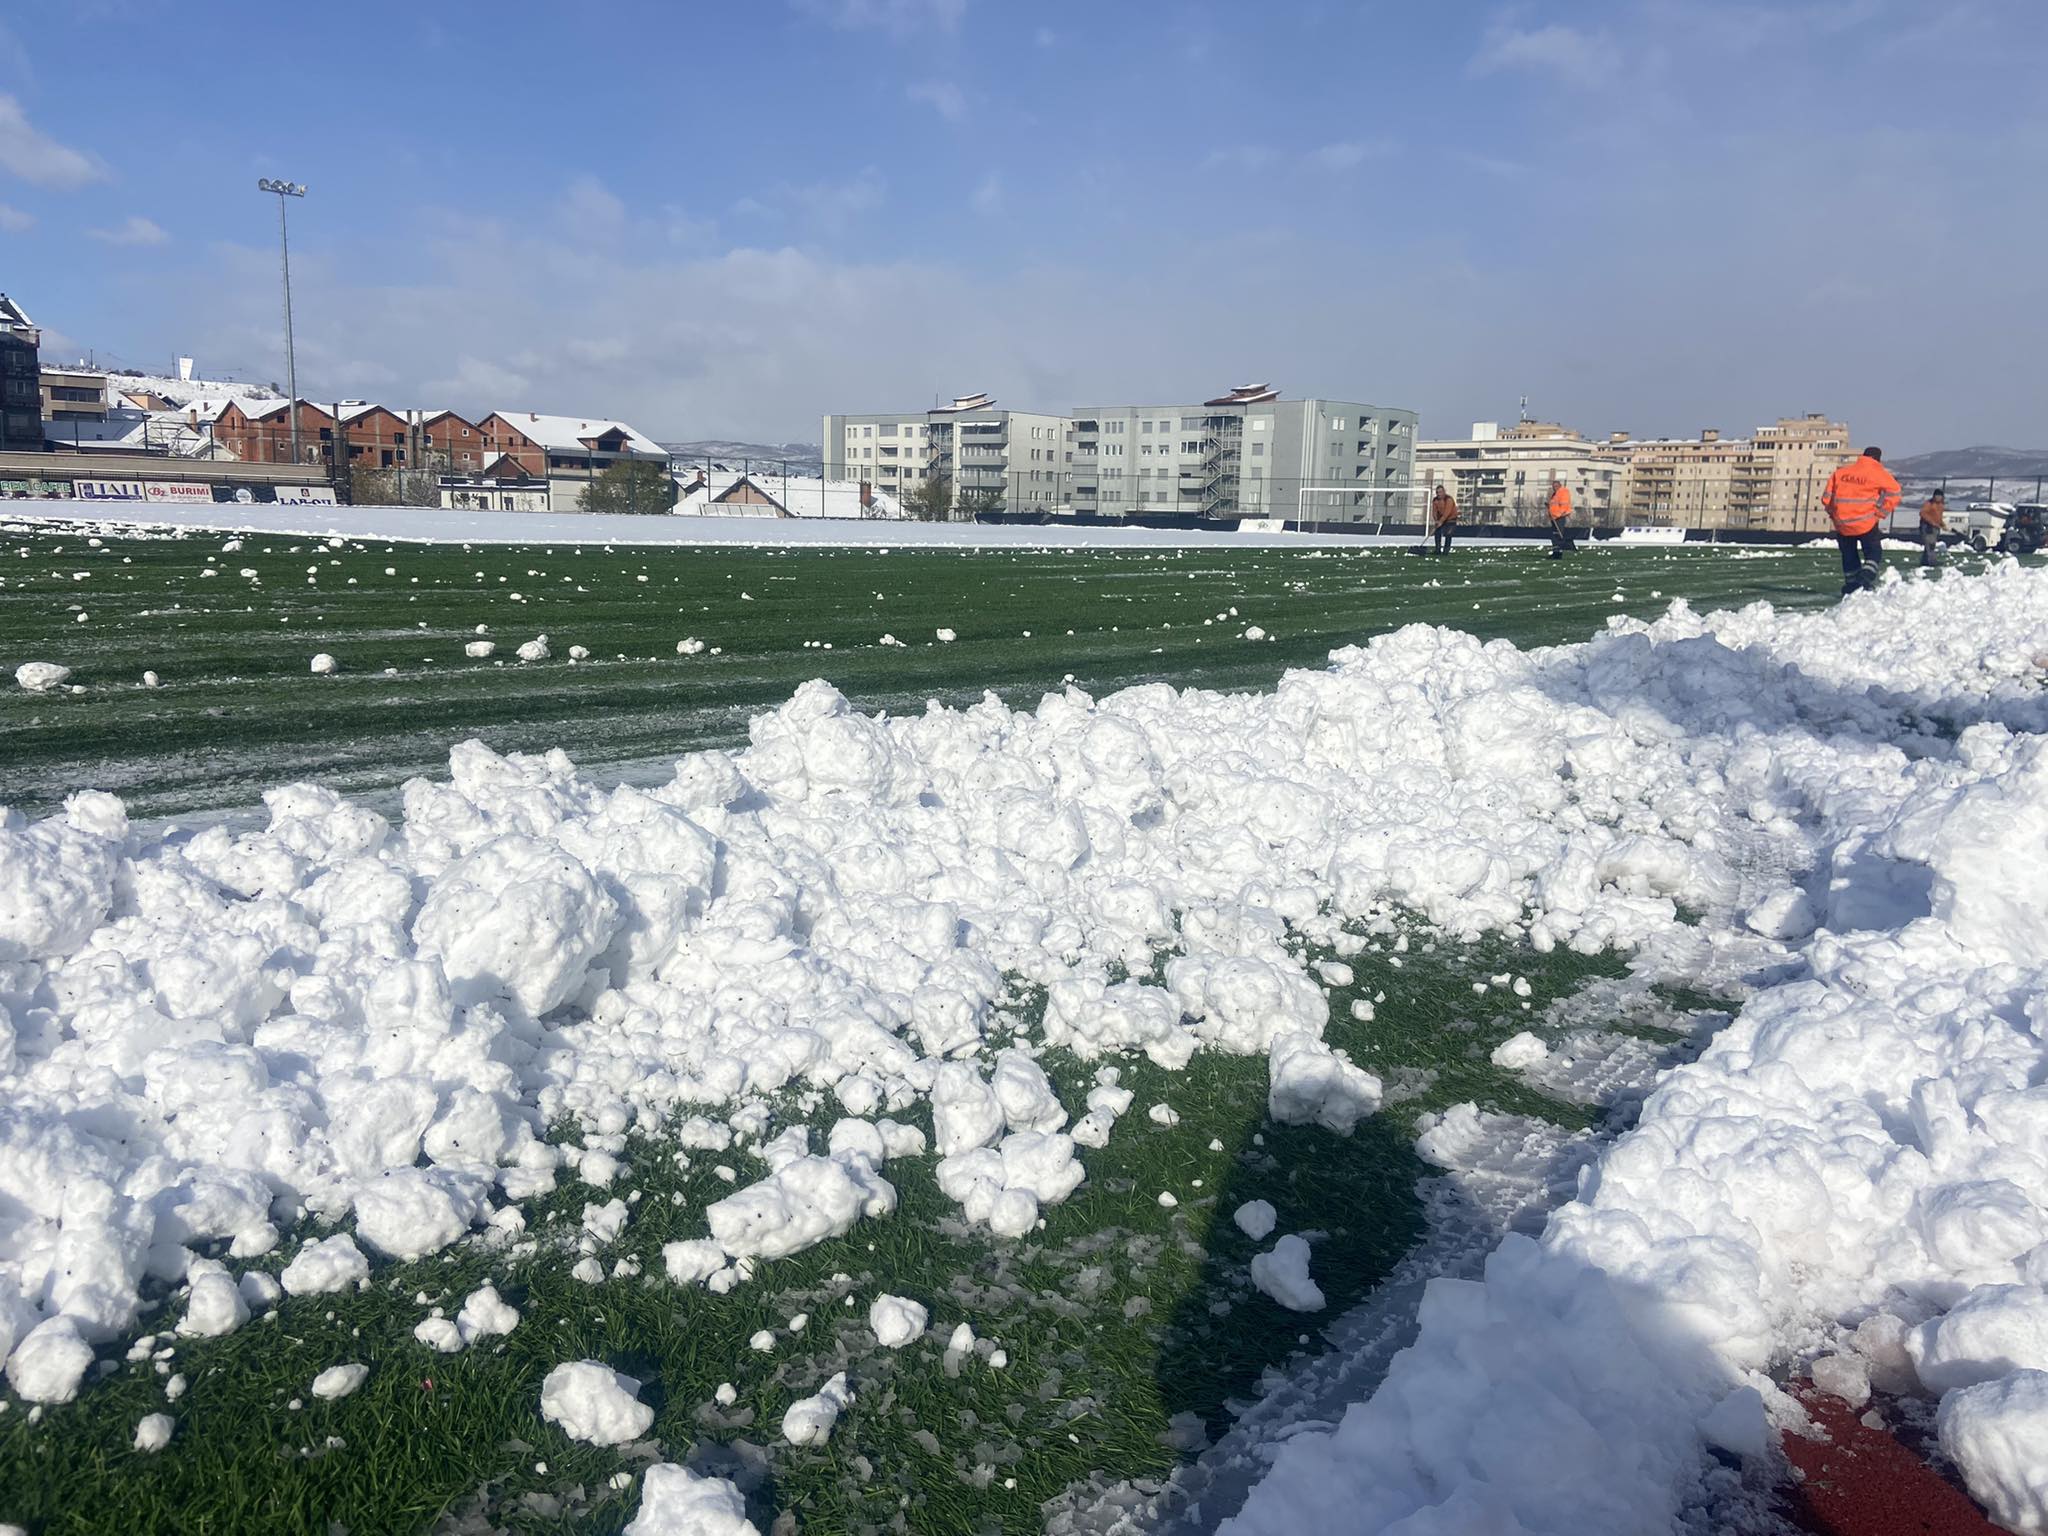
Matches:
[1920,497,1946,531]
[1821,457,1901,537]
[1431,490,1458,526]
[1547,484,1572,521]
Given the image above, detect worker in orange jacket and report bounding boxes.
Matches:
[1430,484,1458,555]
[1545,478,1575,558]
[1820,446,1902,595]
[1918,488,1946,569]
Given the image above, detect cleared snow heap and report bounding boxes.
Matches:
[0,565,2043,1524]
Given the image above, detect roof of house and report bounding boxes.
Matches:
[484,411,665,455]
[673,471,905,520]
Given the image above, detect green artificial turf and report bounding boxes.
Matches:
[0,529,1851,821]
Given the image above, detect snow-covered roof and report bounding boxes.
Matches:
[673,471,905,520]
[487,411,665,456]
[51,407,237,459]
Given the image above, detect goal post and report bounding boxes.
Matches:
[1279,480,1431,536]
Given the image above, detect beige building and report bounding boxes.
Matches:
[1415,421,1624,525]
[1597,429,1745,526]
[1730,414,1854,533]
[1594,416,1853,531]
[39,366,109,425]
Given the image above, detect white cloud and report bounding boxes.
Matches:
[0,201,30,231]
[1033,26,1056,48]
[1470,18,1622,90]
[792,0,967,37]
[907,79,966,122]
[0,92,102,187]
[970,173,1002,215]
[88,214,168,246]
[1311,140,1393,171]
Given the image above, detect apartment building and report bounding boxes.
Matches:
[823,393,1067,510]
[1596,428,1747,526]
[39,366,110,425]
[1066,386,1418,522]
[826,385,1418,522]
[1415,421,1623,525]
[821,411,933,496]
[1730,414,1854,533]
[0,295,43,452]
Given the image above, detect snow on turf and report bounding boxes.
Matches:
[1219,570,2048,1530]
[781,1370,853,1445]
[4,563,2048,1526]
[1249,1234,1325,1312]
[624,1462,762,1536]
[310,1362,368,1400]
[132,1412,173,1452]
[868,1294,929,1348]
[539,1360,653,1445]
[13,663,70,693]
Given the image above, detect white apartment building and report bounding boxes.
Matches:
[1415,421,1623,525]
[822,393,1067,511]
[829,385,1419,522]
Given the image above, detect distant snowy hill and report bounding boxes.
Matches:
[91,367,285,407]
[662,439,822,476]
[1891,446,2048,507]
[1893,446,2048,481]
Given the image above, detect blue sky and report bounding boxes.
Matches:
[2,0,2043,450]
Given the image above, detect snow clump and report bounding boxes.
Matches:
[14,662,70,692]
[309,653,337,674]
[1249,1234,1325,1312]
[624,1462,762,1536]
[781,1371,853,1446]
[311,1362,369,1400]
[540,1361,653,1445]
[869,1294,929,1348]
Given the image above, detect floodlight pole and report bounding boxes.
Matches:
[257,178,307,465]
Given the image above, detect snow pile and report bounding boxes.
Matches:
[624,1462,761,1536]
[1221,572,2048,1531]
[3,561,2048,1500]
[539,1360,653,1445]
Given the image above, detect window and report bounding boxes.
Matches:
[880,423,897,435]
[1332,418,1347,431]
[863,426,873,437]
[1251,442,1265,456]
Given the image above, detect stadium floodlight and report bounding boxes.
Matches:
[257,179,308,463]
